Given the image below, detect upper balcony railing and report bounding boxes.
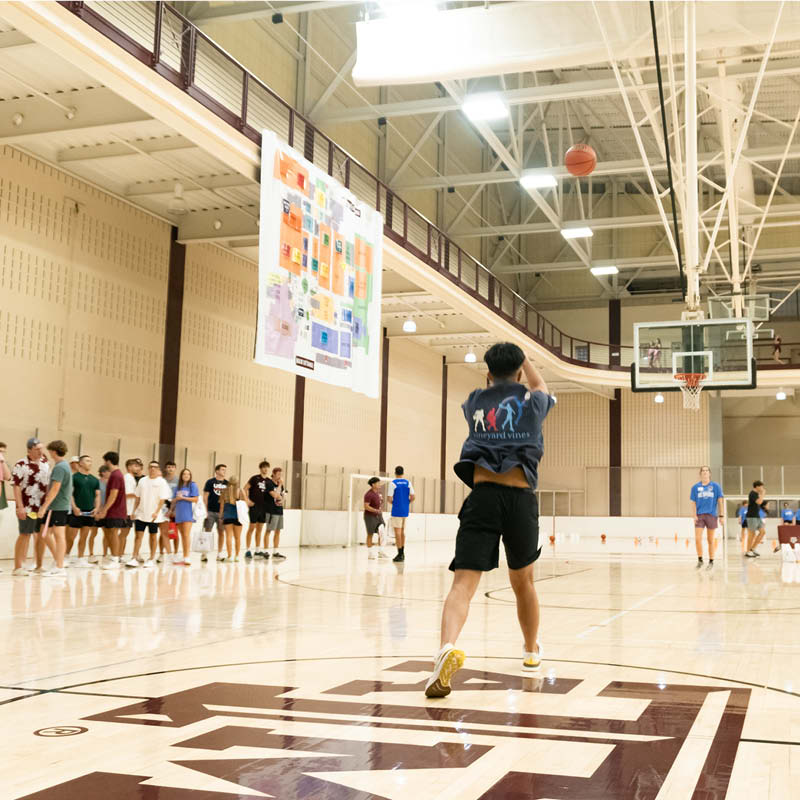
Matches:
[58,1,800,374]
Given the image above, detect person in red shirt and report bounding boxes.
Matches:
[363,477,389,560]
[94,451,127,570]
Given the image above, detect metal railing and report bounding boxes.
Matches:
[58,0,641,371]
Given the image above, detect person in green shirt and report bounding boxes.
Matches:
[38,440,72,576]
[66,455,100,567]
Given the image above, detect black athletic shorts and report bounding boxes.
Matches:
[68,514,95,529]
[45,510,69,528]
[450,482,541,572]
[248,506,267,524]
[134,520,159,534]
[103,517,129,529]
[223,517,242,528]
[18,517,44,535]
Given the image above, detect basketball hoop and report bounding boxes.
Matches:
[674,373,706,410]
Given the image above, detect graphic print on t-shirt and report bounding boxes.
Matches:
[690,481,723,516]
[12,456,50,514]
[204,478,229,513]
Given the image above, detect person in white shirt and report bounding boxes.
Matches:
[119,458,139,556]
[128,461,171,568]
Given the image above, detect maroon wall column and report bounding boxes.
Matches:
[158,227,185,465]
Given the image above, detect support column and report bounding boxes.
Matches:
[440,357,447,513]
[291,376,305,509]
[379,328,389,473]
[609,297,621,367]
[708,390,724,479]
[158,227,186,464]
[609,388,622,516]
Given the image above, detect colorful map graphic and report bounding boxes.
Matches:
[256,132,383,398]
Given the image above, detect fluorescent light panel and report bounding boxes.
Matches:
[520,172,557,190]
[590,265,619,276]
[462,93,508,121]
[560,226,593,239]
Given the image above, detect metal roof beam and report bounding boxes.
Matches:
[0,29,36,50]
[177,208,259,244]
[318,57,800,124]
[494,245,800,274]
[57,137,199,163]
[393,145,800,190]
[0,87,151,144]
[190,1,360,25]
[454,202,800,237]
[125,174,255,198]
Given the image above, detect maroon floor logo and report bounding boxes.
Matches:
[33,726,88,738]
[18,660,750,799]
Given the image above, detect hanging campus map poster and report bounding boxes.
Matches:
[256,131,383,398]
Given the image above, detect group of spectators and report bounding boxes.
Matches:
[0,437,286,576]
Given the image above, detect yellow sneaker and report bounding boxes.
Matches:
[424,644,465,698]
[522,642,543,673]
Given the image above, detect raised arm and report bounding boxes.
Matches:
[521,356,548,395]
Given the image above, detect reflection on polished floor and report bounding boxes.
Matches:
[2,541,799,798]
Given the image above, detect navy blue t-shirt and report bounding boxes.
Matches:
[454,382,555,489]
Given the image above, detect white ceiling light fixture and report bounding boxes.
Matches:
[560,226,593,240]
[167,182,189,216]
[464,349,477,363]
[776,389,787,400]
[520,172,557,190]
[654,393,665,404]
[402,318,417,333]
[462,92,509,122]
[590,265,619,276]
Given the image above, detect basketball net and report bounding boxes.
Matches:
[674,373,706,411]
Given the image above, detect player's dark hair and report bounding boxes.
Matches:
[784,501,789,507]
[753,480,764,488]
[164,460,176,468]
[103,451,119,465]
[484,342,525,380]
[0,441,6,449]
[98,465,110,475]
[149,460,160,467]
[368,477,380,485]
[214,463,227,472]
[259,460,270,469]
[79,454,91,462]
[46,439,68,457]
[394,466,404,476]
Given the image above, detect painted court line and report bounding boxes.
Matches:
[576,584,676,638]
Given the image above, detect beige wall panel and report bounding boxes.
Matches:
[303,378,380,472]
[386,338,442,479]
[622,388,709,467]
[542,392,609,468]
[202,21,299,106]
[176,244,294,472]
[445,364,482,472]
[723,395,800,466]
[0,147,169,450]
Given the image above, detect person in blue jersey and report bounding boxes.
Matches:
[425,343,555,699]
[388,466,415,563]
[690,466,724,570]
[737,500,748,550]
[781,502,796,524]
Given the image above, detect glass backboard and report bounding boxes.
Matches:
[631,318,756,391]
[707,294,770,321]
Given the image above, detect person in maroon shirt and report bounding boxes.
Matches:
[363,477,388,560]
[94,451,127,570]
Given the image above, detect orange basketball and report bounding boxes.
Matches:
[565,143,597,177]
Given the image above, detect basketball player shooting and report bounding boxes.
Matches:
[425,343,555,698]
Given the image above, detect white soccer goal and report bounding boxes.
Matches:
[347,473,393,548]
